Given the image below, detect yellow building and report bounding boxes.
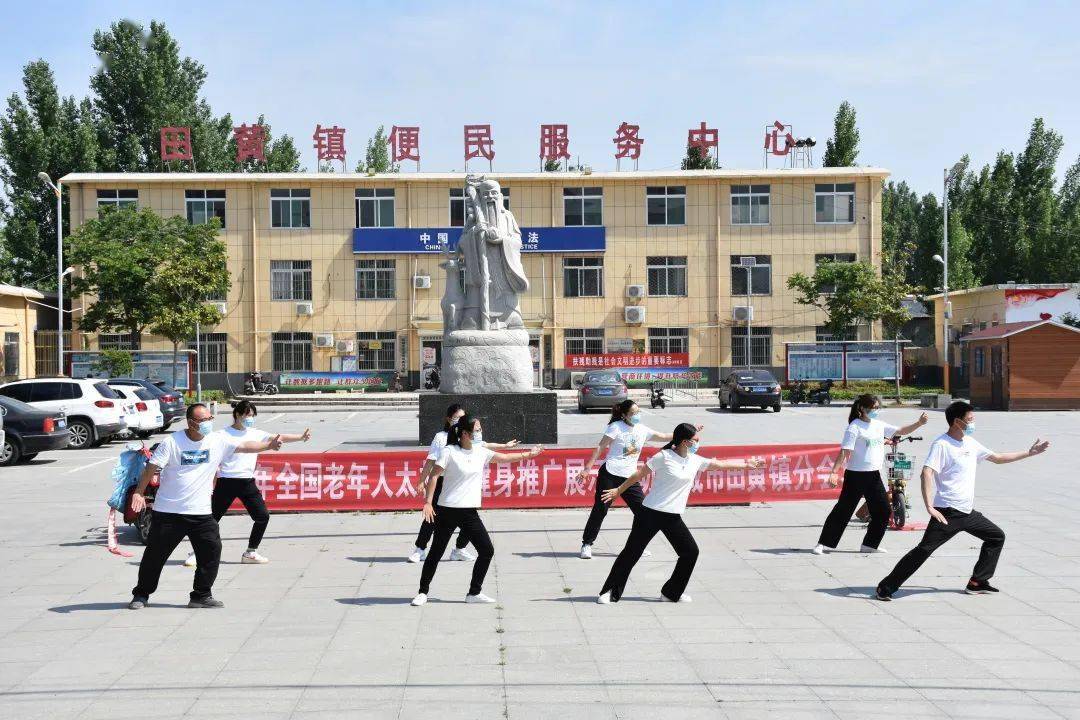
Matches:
[61,169,888,390]
[0,284,46,381]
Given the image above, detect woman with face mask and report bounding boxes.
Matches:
[812,395,928,556]
[596,424,762,604]
[574,400,699,560]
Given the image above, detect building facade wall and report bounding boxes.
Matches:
[0,293,40,381]
[1008,326,1080,409]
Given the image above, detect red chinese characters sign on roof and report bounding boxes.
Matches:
[234,123,266,163]
[388,125,420,164]
[464,124,495,166]
[539,124,571,162]
[566,353,689,368]
[687,121,718,155]
[160,127,193,162]
[313,124,347,163]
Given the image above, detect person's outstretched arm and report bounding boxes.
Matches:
[894,412,929,438]
[236,435,283,454]
[987,438,1049,464]
[704,456,765,472]
[490,446,544,464]
[277,429,312,444]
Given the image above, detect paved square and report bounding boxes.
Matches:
[1,405,1078,719]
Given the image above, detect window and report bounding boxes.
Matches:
[730,255,772,295]
[646,186,686,226]
[270,189,311,228]
[98,332,141,351]
[974,347,985,377]
[731,184,770,225]
[815,325,857,342]
[647,256,687,297]
[565,328,604,356]
[563,187,603,226]
[0,383,31,402]
[96,189,138,212]
[356,331,396,370]
[271,332,312,371]
[185,190,226,228]
[205,287,227,302]
[270,260,312,301]
[355,188,395,228]
[449,187,510,226]
[814,253,857,294]
[563,257,603,298]
[28,381,75,402]
[731,326,772,367]
[355,259,396,300]
[815,183,855,224]
[648,327,689,354]
[3,333,18,377]
[187,332,227,373]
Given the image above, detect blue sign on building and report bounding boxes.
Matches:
[352,226,605,254]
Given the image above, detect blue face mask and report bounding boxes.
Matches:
[627,414,641,425]
[687,441,699,455]
[243,417,256,429]
[472,431,483,445]
[197,420,214,435]
[867,410,879,420]
[963,423,975,436]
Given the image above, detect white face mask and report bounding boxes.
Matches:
[472,430,483,445]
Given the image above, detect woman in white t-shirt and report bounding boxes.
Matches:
[576,400,699,560]
[412,414,543,607]
[597,423,762,604]
[812,394,928,555]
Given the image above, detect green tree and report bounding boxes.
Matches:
[881,181,920,284]
[1012,118,1063,281]
[680,144,718,170]
[965,152,1019,284]
[354,125,398,173]
[228,114,302,172]
[787,261,913,338]
[1060,312,1080,328]
[542,157,564,172]
[823,101,860,167]
[91,349,133,377]
[1053,155,1080,282]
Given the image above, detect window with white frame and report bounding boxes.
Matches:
[563,257,603,297]
[646,256,687,297]
[564,328,604,356]
[270,189,310,228]
[187,332,228,373]
[814,253,857,293]
[563,187,603,226]
[646,186,686,225]
[356,331,396,370]
[270,260,312,301]
[97,332,141,351]
[731,184,770,225]
[648,327,689,354]
[356,188,395,228]
[355,259,396,300]
[730,255,771,295]
[815,183,855,224]
[96,189,138,212]
[449,187,510,227]
[731,326,772,367]
[185,189,226,228]
[271,332,311,371]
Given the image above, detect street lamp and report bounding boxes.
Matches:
[737,256,763,369]
[938,161,965,396]
[37,172,65,375]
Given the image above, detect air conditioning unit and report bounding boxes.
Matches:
[624,306,646,324]
[570,371,587,388]
[296,302,314,316]
[335,339,355,353]
[211,302,227,314]
[733,306,754,322]
[315,333,334,348]
[626,284,646,299]
[413,275,432,289]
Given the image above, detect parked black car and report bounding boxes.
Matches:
[0,395,70,465]
[718,369,783,412]
[108,378,185,431]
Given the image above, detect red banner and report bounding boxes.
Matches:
[565,352,689,369]
[247,444,841,512]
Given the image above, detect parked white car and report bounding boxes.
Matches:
[110,386,164,439]
[0,378,127,449]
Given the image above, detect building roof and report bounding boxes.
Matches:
[924,283,1077,301]
[960,319,1080,342]
[59,167,891,185]
[0,283,45,300]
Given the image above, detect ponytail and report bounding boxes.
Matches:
[448,413,478,447]
[608,399,636,425]
[662,422,697,450]
[443,403,464,432]
[848,394,879,423]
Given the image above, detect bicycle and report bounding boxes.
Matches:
[885,434,921,530]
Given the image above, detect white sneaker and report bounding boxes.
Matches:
[411,593,428,606]
[597,591,611,605]
[241,550,269,564]
[449,547,476,562]
[642,549,652,557]
[580,544,593,559]
[183,552,197,568]
[407,548,426,564]
[465,593,496,604]
[861,545,888,554]
[662,593,692,603]
[811,544,826,555]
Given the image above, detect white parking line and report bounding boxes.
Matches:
[65,457,117,474]
[268,413,284,422]
[346,412,357,421]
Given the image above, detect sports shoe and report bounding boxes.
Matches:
[407,547,426,564]
[183,552,197,568]
[965,579,1000,595]
[811,544,826,555]
[875,584,893,602]
[642,549,652,557]
[241,550,269,564]
[187,596,224,609]
[449,547,476,562]
[580,544,593,559]
[861,545,888,554]
[127,596,148,610]
[662,593,692,603]
[411,593,428,606]
[596,591,611,605]
[465,592,496,604]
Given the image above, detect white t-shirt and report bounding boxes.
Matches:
[923,433,994,513]
[642,449,710,515]
[149,430,239,515]
[435,444,495,509]
[217,426,272,478]
[427,430,449,462]
[603,420,656,477]
[841,418,900,472]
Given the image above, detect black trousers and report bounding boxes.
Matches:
[582,465,646,545]
[133,511,221,601]
[211,477,270,549]
[418,506,494,596]
[415,477,470,551]
[600,505,699,602]
[817,470,890,549]
[879,507,1005,593]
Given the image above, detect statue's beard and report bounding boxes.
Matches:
[484,200,497,225]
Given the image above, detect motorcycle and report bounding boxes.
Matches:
[244,371,279,396]
[807,379,833,406]
[788,380,808,405]
[649,382,666,410]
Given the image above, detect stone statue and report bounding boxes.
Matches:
[440,175,533,393]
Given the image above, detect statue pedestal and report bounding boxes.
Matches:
[440,329,532,394]
[419,391,558,445]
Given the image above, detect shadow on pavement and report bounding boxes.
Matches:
[49,601,189,612]
[750,548,863,555]
[814,586,965,599]
[336,596,448,606]
[347,556,410,564]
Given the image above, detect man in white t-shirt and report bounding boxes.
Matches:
[128,403,281,610]
[876,401,1049,600]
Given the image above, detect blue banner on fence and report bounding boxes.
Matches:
[352,226,605,254]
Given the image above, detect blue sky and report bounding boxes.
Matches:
[2,0,1077,193]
